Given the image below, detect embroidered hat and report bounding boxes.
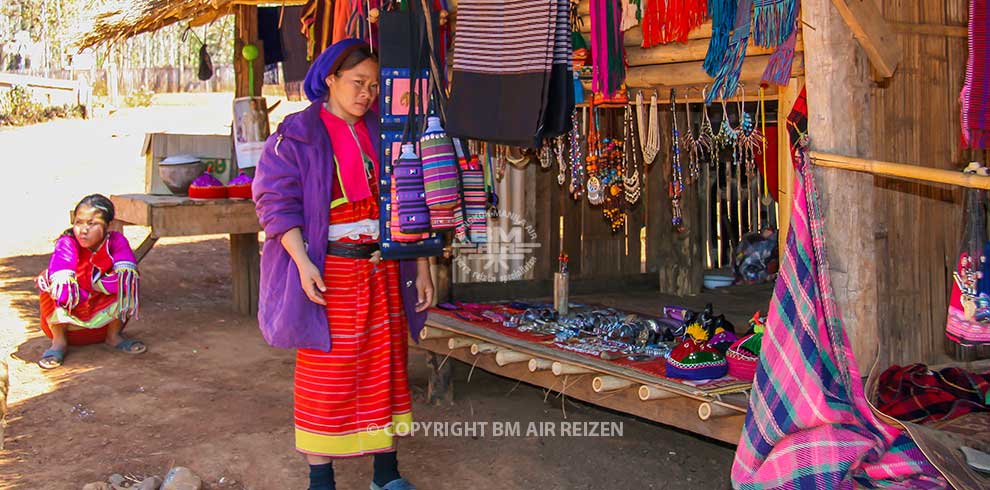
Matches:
[727,333,763,381]
[666,338,729,380]
[188,171,227,199]
[226,171,254,200]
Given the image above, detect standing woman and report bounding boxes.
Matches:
[253,39,433,490]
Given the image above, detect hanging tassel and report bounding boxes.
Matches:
[707,0,754,103]
[760,27,798,87]
[703,0,736,76]
[751,0,798,48]
[114,263,140,321]
[47,270,80,310]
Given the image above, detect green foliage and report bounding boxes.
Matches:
[0,84,84,126]
[122,86,154,108]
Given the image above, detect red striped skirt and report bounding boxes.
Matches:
[293,254,413,457]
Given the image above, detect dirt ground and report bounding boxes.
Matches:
[0,94,756,490]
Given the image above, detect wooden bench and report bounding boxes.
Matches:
[110,194,261,316]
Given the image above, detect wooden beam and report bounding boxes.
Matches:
[625,38,798,66]
[777,78,800,255]
[623,54,805,89]
[829,0,902,79]
[230,233,260,316]
[810,152,989,189]
[889,21,967,39]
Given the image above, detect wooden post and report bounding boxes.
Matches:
[777,78,801,254]
[230,233,260,316]
[802,0,879,372]
[426,352,453,405]
[234,5,264,98]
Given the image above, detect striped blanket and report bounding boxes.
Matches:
[731,88,947,489]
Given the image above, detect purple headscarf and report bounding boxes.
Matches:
[303,38,370,102]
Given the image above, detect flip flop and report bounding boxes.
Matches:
[38,348,66,370]
[370,478,416,490]
[109,338,147,355]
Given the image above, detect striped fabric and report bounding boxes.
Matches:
[420,118,463,231]
[731,88,947,489]
[962,0,990,149]
[450,0,555,73]
[460,156,488,244]
[294,196,413,458]
[393,146,432,234]
[446,0,573,146]
[301,0,334,60]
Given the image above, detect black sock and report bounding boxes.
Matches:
[308,462,335,490]
[372,451,401,487]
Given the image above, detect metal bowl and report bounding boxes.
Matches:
[159,156,206,196]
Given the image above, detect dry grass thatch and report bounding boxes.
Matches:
[74,0,235,50]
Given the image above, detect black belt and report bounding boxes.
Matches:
[327,241,380,259]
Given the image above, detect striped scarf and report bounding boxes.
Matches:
[731,87,947,489]
[962,0,990,149]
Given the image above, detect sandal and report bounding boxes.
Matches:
[108,337,147,355]
[38,348,66,370]
[370,478,416,490]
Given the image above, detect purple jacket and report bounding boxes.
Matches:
[252,99,426,351]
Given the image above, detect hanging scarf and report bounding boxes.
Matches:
[704,0,737,76]
[751,0,798,48]
[591,0,626,97]
[962,0,990,149]
[761,24,798,87]
[731,87,948,489]
[620,0,640,31]
[641,0,707,48]
[706,0,753,104]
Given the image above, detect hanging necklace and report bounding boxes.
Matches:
[539,139,553,169]
[642,90,661,166]
[680,91,703,183]
[700,90,718,162]
[586,106,605,205]
[635,90,649,163]
[555,134,567,186]
[670,89,685,232]
[716,98,738,149]
[736,88,764,179]
[623,105,642,204]
[569,108,585,199]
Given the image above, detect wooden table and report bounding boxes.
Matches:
[111,194,262,316]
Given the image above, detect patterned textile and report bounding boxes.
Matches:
[446,0,573,147]
[962,0,990,149]
[877,364,990,426]
[420,117,463,231]
[294,134,413,458]
[731,87,947,489]
[460,156,488,243]
[640,0,706,47]
[301,0,334,60]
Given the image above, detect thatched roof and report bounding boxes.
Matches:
[75,0,236,50]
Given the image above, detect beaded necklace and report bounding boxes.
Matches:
[670,89,685,231]
[623,105,642,204]
[569,108,585,199]
[555,134,567,186]
[679,92,703,183]
[641,90,660,166]
[586,106,605,206]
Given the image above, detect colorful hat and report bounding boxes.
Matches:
[226,171,253,200]
[708,327,739,355]
[727,333,763,381]
[665,338,729,380]
[188,171,227,199]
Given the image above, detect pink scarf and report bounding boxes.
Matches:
[319,107,378,204]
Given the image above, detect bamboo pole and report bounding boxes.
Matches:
[625,38,800,66]
[551,361,594,376]
[495,350,530,366]
[447,337,473,350]
[470,342,499,355]
[419,326,455,340]
[638,385,678,401]
[697,402,738,420]
[592,375,634,393]
[528,358,553,372]
[577,86,781,105]
[810,152,990,190]
[578,20,713,46]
